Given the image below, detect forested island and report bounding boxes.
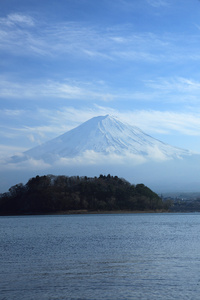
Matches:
[0,174,170,215]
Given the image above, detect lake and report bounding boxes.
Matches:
[1,213,200,299]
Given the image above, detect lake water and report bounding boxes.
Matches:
[1,213,200,299]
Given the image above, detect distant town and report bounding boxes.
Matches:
[162,192,200,212]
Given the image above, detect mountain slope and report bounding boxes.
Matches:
[11,115,192,163]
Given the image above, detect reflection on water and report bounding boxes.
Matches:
[1,213,200,299]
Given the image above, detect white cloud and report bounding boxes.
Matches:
[1,148,167,173]
[0,77,117,101]
[117,110,200,137]
[82,49,113,60]
[3,75,200,105]
[7,14,35,27]
[54,150,148,167]
[146,77,200,93]
[110,36,126,43]
[0,79,38,99]
[147,0,169,7]
[113,50,158,62]
[0,14,194,64]
[3,158,51,171]
[144,77,200,105]
[0,145,27,159]
[0,13,35,27]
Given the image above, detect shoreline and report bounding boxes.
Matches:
[46,209,168,215]
[0,209,168,216]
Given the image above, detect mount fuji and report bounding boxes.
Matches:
[2,115,200,193]
[10,115,192,163]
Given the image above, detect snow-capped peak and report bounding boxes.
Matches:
[11,115,192,163]
[25,114,146,158]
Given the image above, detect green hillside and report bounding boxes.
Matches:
[0,174,168,215]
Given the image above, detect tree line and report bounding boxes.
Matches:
[0,174,169,215]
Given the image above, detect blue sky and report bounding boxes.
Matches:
[1,0,200,160]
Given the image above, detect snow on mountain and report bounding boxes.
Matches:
[11,115,192,163]
[2,115,200,194]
